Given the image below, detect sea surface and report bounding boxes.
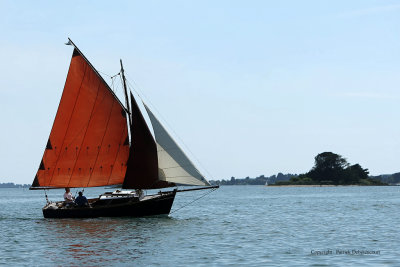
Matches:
[1,186,400,266]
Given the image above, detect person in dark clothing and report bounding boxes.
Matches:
[75,191,89,207]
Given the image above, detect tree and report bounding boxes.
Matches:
[307,152,349,184]
[344,164,369,184]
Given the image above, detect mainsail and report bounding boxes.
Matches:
[144,104,210,186]
[31,48,130,189]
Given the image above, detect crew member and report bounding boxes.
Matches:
[64,188,74,203]
[75,191,89,207]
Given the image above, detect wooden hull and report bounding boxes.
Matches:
[42,190,177,218]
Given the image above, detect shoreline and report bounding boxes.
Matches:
[267,185,349,187]
[267,184,392,187]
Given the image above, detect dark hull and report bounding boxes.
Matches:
[43,190,176,218]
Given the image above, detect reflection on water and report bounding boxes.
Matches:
[41,217,175,265]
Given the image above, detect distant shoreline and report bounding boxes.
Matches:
[268,184,354,187]
[0,183,30,188]
[267,184,394,187]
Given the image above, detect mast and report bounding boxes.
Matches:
[120,59,132,129]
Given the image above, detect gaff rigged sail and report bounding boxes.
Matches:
[31,48,129,189]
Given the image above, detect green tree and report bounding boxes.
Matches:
[345,164,369,184]
[307,152,349,184]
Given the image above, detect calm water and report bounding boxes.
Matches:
[1,186,400,266]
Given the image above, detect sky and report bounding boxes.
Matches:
[0,0,399,184]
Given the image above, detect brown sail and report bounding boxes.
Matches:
[122,92,175,189]
[31,48,129,189]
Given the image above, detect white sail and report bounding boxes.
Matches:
[143,104,210,186]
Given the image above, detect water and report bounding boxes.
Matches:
[1,186,400,266]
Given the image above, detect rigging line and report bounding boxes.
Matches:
[73,189,79,199]
[123,74,146,101]
[97,70,113,78]
[44,189,50,204]
[119,75,124,96]
[90,67,123,105]
[111,72,121,79]
[124,77,213,180]
[97,70,121,95]
[170,187,217,214]
[112,78,122,95]
[123,75,215,181]
[110,72,121,92]
[110,75,118,94]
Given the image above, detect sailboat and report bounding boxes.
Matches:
[30,39,218,218]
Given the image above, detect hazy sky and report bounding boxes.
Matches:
[1,0,399,184]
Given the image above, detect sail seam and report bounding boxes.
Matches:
[86,100,116,187]
[105,120,128,186]
[157,144,206,182]
[68,39,128,113]
[48,61,89,187]
[159,165,199,170]
[66,79,102,187]
[35,52,86,187]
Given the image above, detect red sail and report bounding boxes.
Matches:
[122,93,175,189]
[31,49,129,189]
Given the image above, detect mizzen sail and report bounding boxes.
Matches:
[144,104,210,186]
[31,48,129,189]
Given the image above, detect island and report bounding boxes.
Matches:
[271,152,386,186]
[210,152,397,186]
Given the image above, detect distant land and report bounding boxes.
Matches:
[1,172,399,188]
[211,152,400,186]
[210,172,399,186]
[370,173,400,185]
[209,173,296,186]
[0,183,30,188]
[3,152,400,188]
